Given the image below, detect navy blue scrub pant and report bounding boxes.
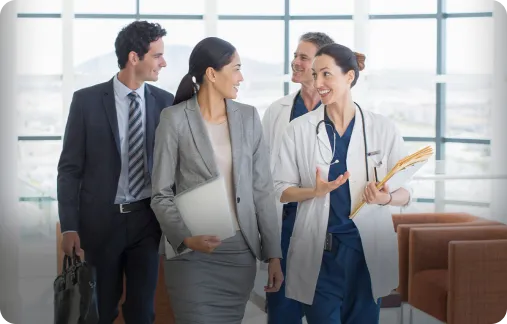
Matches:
[303,230,381,324]
[266,206,304,324]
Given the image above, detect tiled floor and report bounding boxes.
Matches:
[241,300,444,324]
[245,263,443,324]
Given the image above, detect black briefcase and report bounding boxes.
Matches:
[54,250,99,324]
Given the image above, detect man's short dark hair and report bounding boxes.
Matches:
[115,20,167,69]
[299,32,335,50]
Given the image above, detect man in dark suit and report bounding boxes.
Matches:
[57,21,174,324]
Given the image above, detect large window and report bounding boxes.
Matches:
[16,0,496,223]
[13,2,497,323]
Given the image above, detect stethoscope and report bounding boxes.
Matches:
[315,103,379,183]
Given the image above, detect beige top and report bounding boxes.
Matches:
[204,119,240,231]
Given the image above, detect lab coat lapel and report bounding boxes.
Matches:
[347,104,368,214]
[226,100,243,190]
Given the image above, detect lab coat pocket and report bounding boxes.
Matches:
[370,155,389,183]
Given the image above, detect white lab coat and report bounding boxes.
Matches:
[272,104,412,305]
[261,91,324,232]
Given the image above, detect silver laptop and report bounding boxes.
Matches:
[174,175,236,241]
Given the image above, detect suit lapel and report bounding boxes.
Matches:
[226,100,243,190]
[145,85,157,175]
[185,96,218,177]
[103,78,121,155]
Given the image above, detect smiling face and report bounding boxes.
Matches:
[291,41,319,86]
[133,37,167,82]
[312,54,355,105]
[210,51,244,99]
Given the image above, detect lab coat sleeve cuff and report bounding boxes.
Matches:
[400,184,413,209]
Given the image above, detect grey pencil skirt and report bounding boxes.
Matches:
[163,231,257,324]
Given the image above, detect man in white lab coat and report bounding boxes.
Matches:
[261,32,334,324]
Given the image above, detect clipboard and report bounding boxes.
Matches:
[349,146,433,219]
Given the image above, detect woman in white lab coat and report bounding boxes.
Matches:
[273,43,412,323]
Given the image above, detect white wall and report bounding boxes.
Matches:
[0,1,21,322]
[491,1,507,224]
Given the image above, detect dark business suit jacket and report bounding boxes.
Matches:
[57,76,174,250]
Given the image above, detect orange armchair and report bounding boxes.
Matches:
[408,225,507,324]
[56,223,175,324]
[392,212,501,302]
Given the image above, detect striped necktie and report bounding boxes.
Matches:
[127,91,145,199]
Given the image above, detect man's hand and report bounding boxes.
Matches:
[265,258,284,293]
[61,232,84,257]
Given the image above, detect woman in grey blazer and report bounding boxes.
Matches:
[150,37,283,324]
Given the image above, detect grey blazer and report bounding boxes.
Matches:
[151,95,282,262]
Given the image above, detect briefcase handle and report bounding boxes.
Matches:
[62,248,83,273]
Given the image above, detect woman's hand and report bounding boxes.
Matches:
[363,182,391,205]
[183,235,222,253]
[265,258,284,293]
[313,168,350,198]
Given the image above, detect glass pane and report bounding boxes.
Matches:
[18,141,62,197]
[369,20,437,73]
[148,20,206,93]
[446,82,492,139]
[73,19,136,89]
[217,21,285,118]
[290,0,354,15]
[16,0,62,13]
[370,0,436,14]
[74,0,136,14]
[403,202,436,213]
[365,77,436,137]
[405,142,436,199]
[445,0,494,13]
[444,143,491,203]
[18,76,63,136]
[140,0,205,14]
[288,20,354,94]
[218,0,284,15]
[17,18,62,75]
[17,19,63,135]
[446,17,493,74]
[444,204,491,218]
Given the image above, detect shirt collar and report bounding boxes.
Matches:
[113,73,145,102]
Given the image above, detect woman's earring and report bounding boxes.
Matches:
[191,76,196,84]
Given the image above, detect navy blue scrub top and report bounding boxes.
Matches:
[324,109,362,251]
[285,93,321,212]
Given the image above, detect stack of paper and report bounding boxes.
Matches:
[349,145,434,219]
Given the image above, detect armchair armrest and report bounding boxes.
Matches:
[448,239,507,324]
[408,225,507,300]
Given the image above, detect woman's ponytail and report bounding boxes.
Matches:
[173,73,197,106]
